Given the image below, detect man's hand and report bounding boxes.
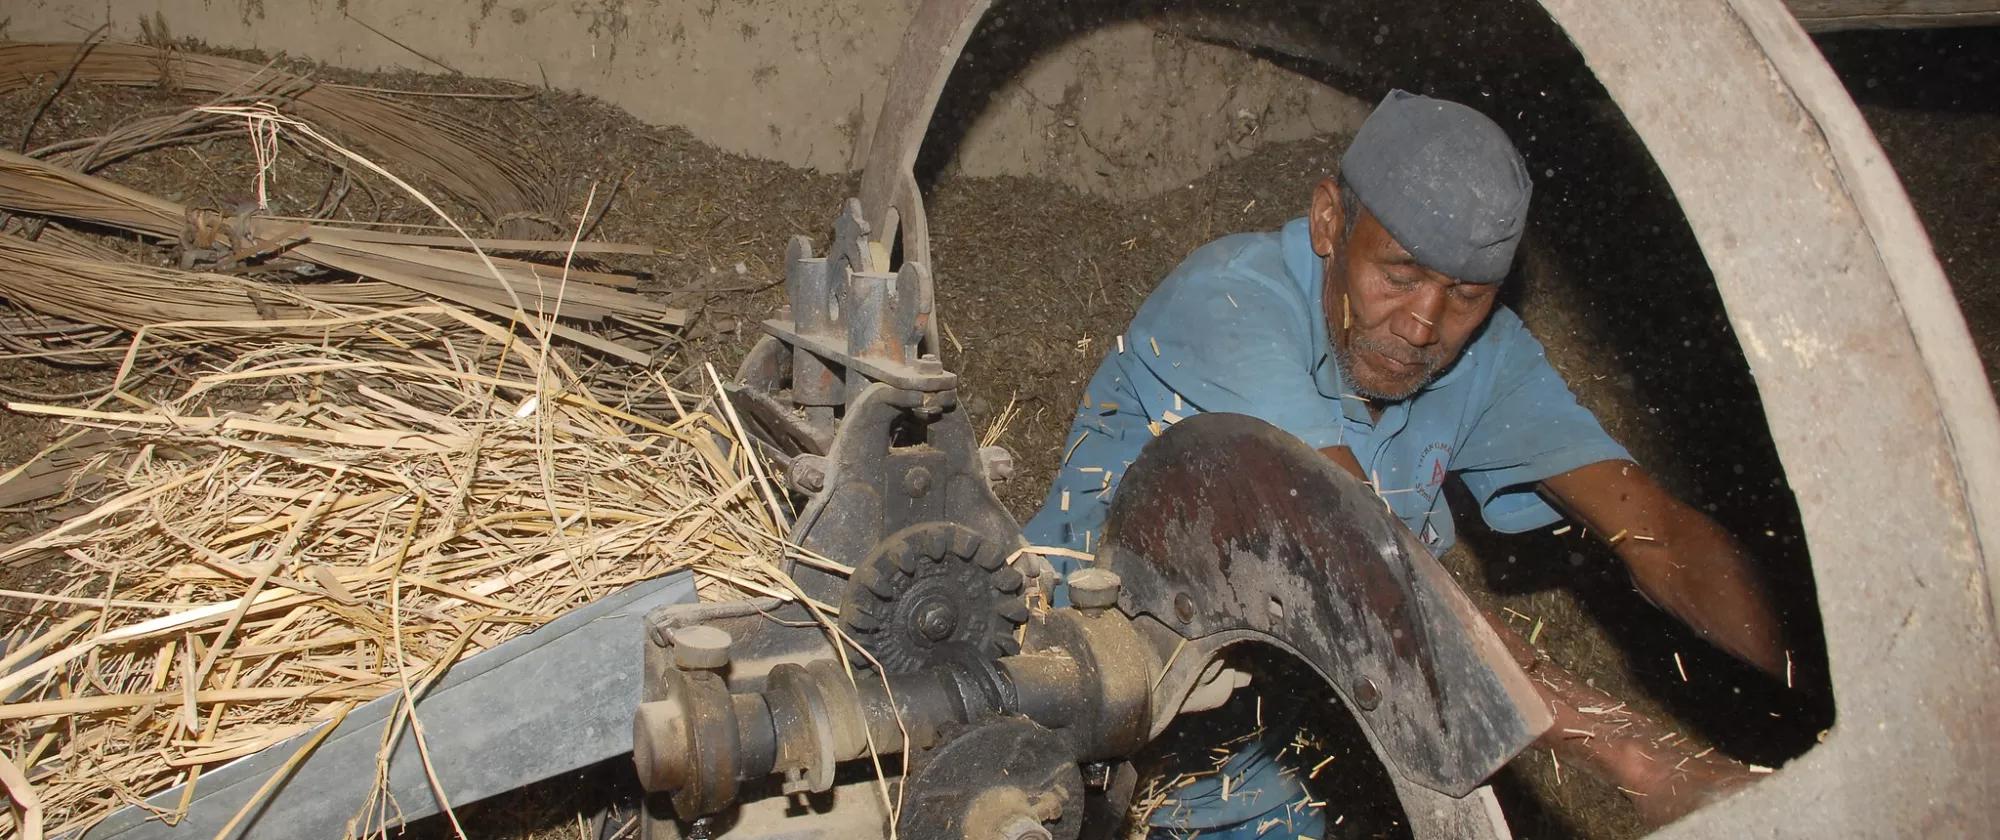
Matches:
[1540,460,1787,677]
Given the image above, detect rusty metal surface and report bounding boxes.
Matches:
[1099,413,1549,797]
[855,0,996,286]
[902,717,1084,840]
[786,383,1023,605]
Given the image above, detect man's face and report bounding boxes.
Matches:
[1310,178,1500,402]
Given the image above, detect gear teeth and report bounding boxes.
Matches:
[955,531,985,560]
[842,523,1033,674]
[972,544,1004,571]
[997,597,1029,624]
[864,571,906,598]
[990,566,1023,594]
[892,549,926,574]
[854,597,892,621]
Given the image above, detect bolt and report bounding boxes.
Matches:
[669,625,733,671]
[979,445,1016,483]
[1067,568,1122,612]
[916,353,946,376]
[997,815,1053,840]
[1173,592,1196,624]
[902,466,933,498]
[914,598,959,641]
[790,454,830,494]
[1353,676,1382,711]
[780,766,811,798]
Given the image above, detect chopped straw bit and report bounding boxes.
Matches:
[0,309,793,837]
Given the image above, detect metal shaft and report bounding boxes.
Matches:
[634,606,1155,819]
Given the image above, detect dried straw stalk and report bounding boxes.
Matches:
[0,306,791,837]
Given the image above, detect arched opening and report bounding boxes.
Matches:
[902,1,1862,835]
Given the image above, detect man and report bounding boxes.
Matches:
[1021,91,1787,835]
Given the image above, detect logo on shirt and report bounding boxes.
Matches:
[1416,441,1452,502]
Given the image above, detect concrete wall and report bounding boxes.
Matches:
[6,0,1366,196]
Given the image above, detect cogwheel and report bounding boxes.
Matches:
[839,521,1029,672]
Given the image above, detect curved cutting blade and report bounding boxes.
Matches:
[1099,413,1550,797]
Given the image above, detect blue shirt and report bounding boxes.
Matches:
[1024,216,1628,566]
[1019,218,1630,831]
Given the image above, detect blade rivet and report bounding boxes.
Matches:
[1353,676,1381,711]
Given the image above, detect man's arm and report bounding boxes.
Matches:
[1539,460,1786,677]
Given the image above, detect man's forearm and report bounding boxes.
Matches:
[1617,509,1786,677]
[1540,461,1787,679]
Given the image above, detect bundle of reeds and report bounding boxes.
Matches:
[0,146,683,365]
[0,233,425,335]
[0,41,558,232]
[0,307,796,838]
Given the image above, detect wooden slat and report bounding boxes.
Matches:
[1784,0,2000,30]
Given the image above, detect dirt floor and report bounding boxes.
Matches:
[1,21,1994,840]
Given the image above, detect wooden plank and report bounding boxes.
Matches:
[1784,0,2000,30]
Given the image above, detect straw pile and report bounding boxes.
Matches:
[0,308,796,838]
[0,42,803,837]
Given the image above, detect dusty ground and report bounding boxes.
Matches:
[0,22,1992,840]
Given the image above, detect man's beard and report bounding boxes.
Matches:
[1332,332,1446,402]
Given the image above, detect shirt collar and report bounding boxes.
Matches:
[1281,219,1350,405]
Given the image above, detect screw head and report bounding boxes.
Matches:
[913,597,959,641]
[902,466,933,498]
[790,455,829,494]
[1173,592,1196,624]
[978,446,1016,482]
[1352,676,1382,711]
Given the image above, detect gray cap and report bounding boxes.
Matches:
[1340,90,1532,284]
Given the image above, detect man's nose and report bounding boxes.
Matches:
[1394,286,1446,346]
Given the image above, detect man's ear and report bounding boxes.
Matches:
[1309,176,1343,257]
